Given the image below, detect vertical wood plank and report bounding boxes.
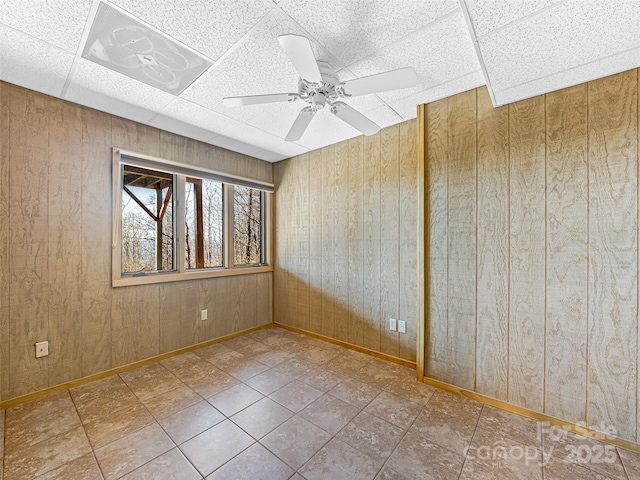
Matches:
[273,160,288,327]
[256,272,272,326]
[447,89,477,390]
[47,97,83,386]
[545,84,588,423]
[236,274,257,331]
[308,149,323,333]
[399,120,418,361]
[321,145,336,338]
[588,70,637,441]
[476,87,509,400]
[425,98,449,380]
[295,154,310,330]
[0,82,10,400]
[380,125,400,357]
[509,96,546,412]
[80,107,112,377]
[363,133,381,352]
[348,137,364,347]
[334,140,350,342]
[8,87,50,398]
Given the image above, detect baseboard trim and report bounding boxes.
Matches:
[0,324,272,410]
[421,375,640,454]
[273,322,417,369]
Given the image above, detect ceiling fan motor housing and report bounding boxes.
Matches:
[297,61,340,111]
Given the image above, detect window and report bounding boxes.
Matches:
[112,149,272,286]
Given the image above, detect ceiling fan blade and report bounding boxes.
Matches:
[277,34,322,84]
[285,107,315,141]
[223,93,297,107]
[331,102,380,136]
[340,67,418,97]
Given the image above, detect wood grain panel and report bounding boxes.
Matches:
[197,278,215,342]
[256,272,272,326]
[321,145,336,338]
[362,134,381,352]
[399,120,417,361]
[545,84,588,423]
[8,87,50,398]
[0,82,10,401]
[47,98,84,386]
[308,149,323,333]
[508,96,546,412]
[273,160,288,327]
[475,87,509,399]
[380,125,400,357]
[333,140,350,343]
[80,108,112,377]
[587,70,637,441]
[446,89,477,390]
[294,154,310,330]
[424,98,449,380]
[348,137,364,347]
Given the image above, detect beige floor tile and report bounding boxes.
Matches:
[183,367,240,398]
[4,391,82,453]
[223,358,270,381]
[207,383,263,416]
[231,397,294,439]
[120,448,200,480]
[384,378,436,406]
[364,391,423,430]
[94,423,174,480]
[161,354,219,383]
[158,400,225,445]
[142,384,202,419]
[69,376,126,405]
[299,394,360,435]
[330,354,371,376]
[74,384,141,425]
[119,363,184,401]
[192,342,234,361]
[299,438,380,480]
[206,443,294,480]
[159,351,201,373]
[260,416,331,470]
[221,335,261,351]
[35,453,102,480]
[619,447,640,479]
[386,430,465,480]
[4,425,91,480]
[375,466,410,480]
[303,346,341,365]
[272,358,317,379]
[301,368,348,392]
[336,411,405,466]
[204,349,248,370]
[244,368,295,395]
[351,362,398,389]
[252,349,298,367]
[544,455,618,480]
[410,398,482,455]
[477,405,541,447]
[84,402,154,448]
[459,451,544,480]
[329,377,381,409]
[269,380,324,413]
[179,419,254,477]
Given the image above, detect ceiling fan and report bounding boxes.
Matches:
[222,34,418,141]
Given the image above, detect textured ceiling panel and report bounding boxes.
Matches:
[279,0,459,67]
[359,105,404,129]
[65,58,175,122]
[477,1,640,95]
[0,26,76,97]
[348,9,482,104]
[463,0,563,38]
[0,0,92,53]
[148,112,217,143]
[113,0,273,60]
[295,112,361,150]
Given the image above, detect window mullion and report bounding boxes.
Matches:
[176,175,186,274]
[224,184,234,269]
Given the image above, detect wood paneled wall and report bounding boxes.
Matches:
[0,82,273,401]
[273,121,418,362]
[423,69,640,443]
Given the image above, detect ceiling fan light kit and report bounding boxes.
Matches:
[223,34,418,142]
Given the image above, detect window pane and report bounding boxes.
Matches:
[186,178,223,269]
[234,186,262,265]
[122,165,174,273]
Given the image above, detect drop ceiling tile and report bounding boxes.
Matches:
[348,9,481,104]
[264,141,309,157]
[65,58,175,123]
[294,111,361,150]
[477,1,640,95]
[388,70,486,119]
[112,0,274,60]
[494,46,640,106]
[278,0,459,67]
[148,112,216,143]
[463,0,563,38]
[208,135,263,156]
[0,0,92,53]
[251,149,290,162]
[359,105,404,129]
[242,102,307,138]
[0,26,75,97]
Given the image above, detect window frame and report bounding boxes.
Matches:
[112,148,272,287]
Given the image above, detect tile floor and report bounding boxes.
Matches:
[1,326,639,479]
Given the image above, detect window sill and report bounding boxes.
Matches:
[112,265,273,287]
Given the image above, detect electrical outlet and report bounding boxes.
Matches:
[398,320,406,334]
[389,318,397,331]
[35,341,49,358]
[201,309,208,321]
